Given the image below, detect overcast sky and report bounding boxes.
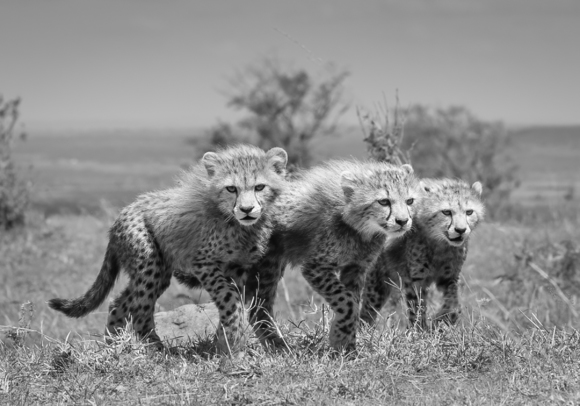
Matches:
[1,0,579,130]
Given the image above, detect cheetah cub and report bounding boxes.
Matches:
[49,144,287,353]
[360,178,485,329]
[246,161,420,352]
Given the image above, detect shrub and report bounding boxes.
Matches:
[0,95,29,229]
[191,57,350,167]
[403,105,518,215]
[360,100,519,217]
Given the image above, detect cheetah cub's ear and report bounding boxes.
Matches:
[266,147,288,175]
[202,151,219,178]
[471,181,483,196]
[340,171,357,201]
[401,164,414,175]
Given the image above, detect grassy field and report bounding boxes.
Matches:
[1,125,580,404]
[2,316,579,405]
[509,126,580,204]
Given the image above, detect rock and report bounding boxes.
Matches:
[154,303,220,347]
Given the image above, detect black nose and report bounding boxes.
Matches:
[240,206,254,214]
[454,227,466,234]
[395,218,409,226]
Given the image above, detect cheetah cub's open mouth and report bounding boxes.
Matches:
[239,215,259,225]
[382,222,412,236]
[393,225,410,234]
[445,232,466,246]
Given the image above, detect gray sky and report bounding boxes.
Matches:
[1,0,579,129]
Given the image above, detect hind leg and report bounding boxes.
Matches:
[106,286,134,340]
[105,217,169,347]
[105,265,170,348]
[105,276,164,346]
[360,267,392,325]
[131,264,172,344]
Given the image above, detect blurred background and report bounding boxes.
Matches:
[1,1,579,341]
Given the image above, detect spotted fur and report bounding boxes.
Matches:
[49,144,287,353]
[244,160,420,352]
[361,178,485,328]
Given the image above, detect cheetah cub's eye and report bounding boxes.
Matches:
[377,198,390,206]
[406,198,414,205]
[466,209,474,216]
[225,186,237,193]
[254,184,266,191]
[442,210,452,216]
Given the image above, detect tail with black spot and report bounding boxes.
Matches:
[48,246,120,318]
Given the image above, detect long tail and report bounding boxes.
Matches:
[48,246,120,318]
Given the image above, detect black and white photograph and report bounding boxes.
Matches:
[1,1,579,404]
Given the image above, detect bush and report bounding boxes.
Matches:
[0,95,29,229]
[192,57,350,167]
[360,100,519,217]
[403,105,518,215]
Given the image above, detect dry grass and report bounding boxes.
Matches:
[1,206,580,404]
[2,305,580,405]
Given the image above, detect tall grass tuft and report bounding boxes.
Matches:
[357,92,409,165]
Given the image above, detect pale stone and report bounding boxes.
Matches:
[154,303,220,347]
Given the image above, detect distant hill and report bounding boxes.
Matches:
[10,124,579,214]
[509,125,580,148]
[507,125,580,203]
[310,125,367,162]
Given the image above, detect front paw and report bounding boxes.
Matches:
[262,335,293,353]
[329,325,356,355]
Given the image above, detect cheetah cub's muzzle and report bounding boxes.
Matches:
[389,215,412,235]
[234,190,263,226]
[445,228,469,246]
[202,146,287,227]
